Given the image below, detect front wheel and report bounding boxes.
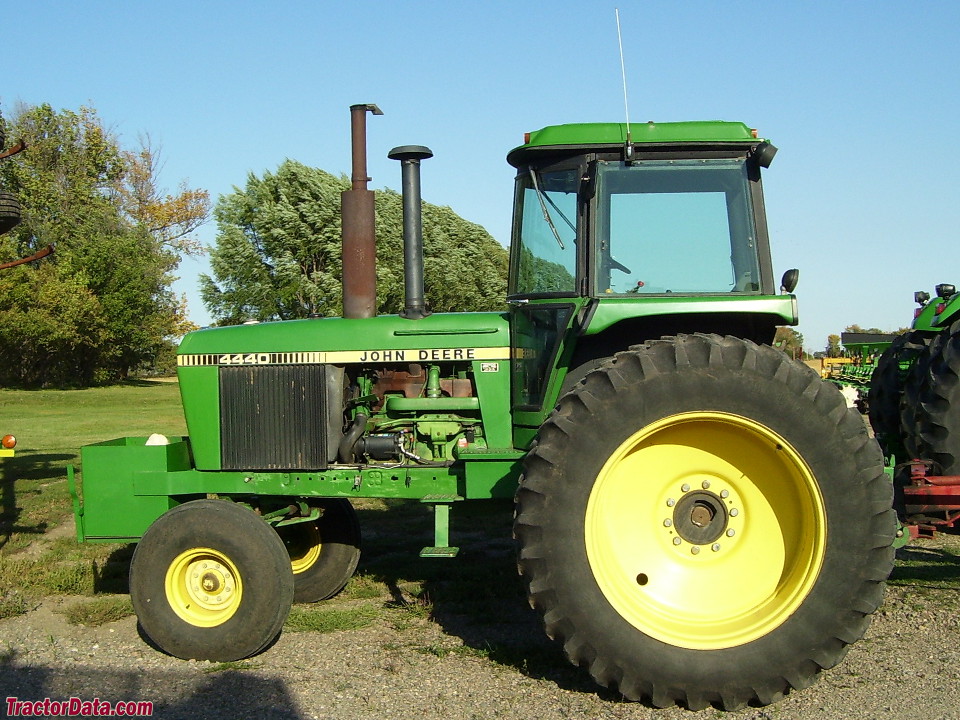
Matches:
[130,499,294,661]
[514,334,895,710]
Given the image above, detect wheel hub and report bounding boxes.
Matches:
[165,549,243,627]
[673,491,727,545]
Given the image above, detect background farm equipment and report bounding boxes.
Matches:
[70,106,895,710]
[821,332,897,410]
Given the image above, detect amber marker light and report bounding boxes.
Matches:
[1,435,15,449]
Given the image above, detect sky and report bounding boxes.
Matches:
[5,1,960,353]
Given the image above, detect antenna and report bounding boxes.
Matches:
[615,8,633,160]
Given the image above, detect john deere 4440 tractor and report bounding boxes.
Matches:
[71,106,895,710]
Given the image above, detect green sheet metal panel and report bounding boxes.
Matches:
[78,437,191,541]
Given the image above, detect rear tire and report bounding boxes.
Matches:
[130,499,294,661]
[913,325,960,474]
[901,329,950,457]
[514,334,894,710]
[868,331,929,454]
[0,192,22,235]
[278,499,361,603]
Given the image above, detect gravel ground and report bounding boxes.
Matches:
[1,526,959,720]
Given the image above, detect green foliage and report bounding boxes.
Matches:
[201,161,507,323]
[774,326,805,358]
[826,333,842,358]
[0,103,208,386]
[515,246,575,294]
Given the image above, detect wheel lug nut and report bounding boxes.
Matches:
[681,483,690,492]
[663,519,672,527]
[720,489,729,499]
[701,480,710,489]
[712,544,721,552]
[666,498,676,507]
[690,546,700,555]
[730,508,739,517]
[726,528,736,537]
[673,537,682,546]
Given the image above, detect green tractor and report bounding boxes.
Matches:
[867,283,960,535]
[71,106,895,710]
[868,283,960,459]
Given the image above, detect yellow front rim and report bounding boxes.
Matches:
[585,411,826,650]
[165,547,243,627]
[284,522,323,575]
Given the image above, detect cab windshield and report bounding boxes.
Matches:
[509,166,579,296]
[595,158,761,295]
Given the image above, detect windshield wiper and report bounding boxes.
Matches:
[528,168,575,250]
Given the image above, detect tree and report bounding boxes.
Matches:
[774,326,804,359]
[843,324,889,335]
[826,334,842,357]
[0,103,209,386]
[201,160,507,324]
[117,138,209,257]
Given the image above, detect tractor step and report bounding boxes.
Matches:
[419,495,463,557]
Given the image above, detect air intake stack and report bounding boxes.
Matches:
[388,145,433,320]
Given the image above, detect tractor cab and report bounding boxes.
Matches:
[508,121,778,299]
[506,122,794,425]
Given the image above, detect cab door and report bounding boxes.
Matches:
[507,160,587,446]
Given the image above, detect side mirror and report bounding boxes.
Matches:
[752,141,778,168]
[780,269,799,294]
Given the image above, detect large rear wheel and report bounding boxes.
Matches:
[130,499,294,661]
[514,334,895,710]
[913,325,960,474]
[900,329,950,457]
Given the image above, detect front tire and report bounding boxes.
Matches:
[130,499,294,661]
[514,334,895,710]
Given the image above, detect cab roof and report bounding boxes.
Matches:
[507,121,764,167]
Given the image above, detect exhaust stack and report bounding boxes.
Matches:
[388,145,433,320]
[341,103,383,319]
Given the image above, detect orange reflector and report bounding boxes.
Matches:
[751,128,759,138]
[2,435,15,449]
[524,132,531,144]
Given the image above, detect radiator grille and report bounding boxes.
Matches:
[219,365,328,470]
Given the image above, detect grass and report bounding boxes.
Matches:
[0,591,34,620]
[888,534,960,609]
[0,381,185,603]
[203,660,263,674]
[284,603,380,633]
[62,595,133,626]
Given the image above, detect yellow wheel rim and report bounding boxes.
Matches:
[165,547,243,627]
[585,411,826,650]
[283,522,322,575]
